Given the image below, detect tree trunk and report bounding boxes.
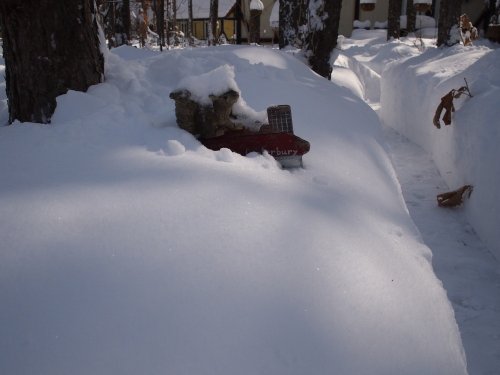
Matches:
[0,0,104,124]
[208,0,218,45]
[437,0,463,46]
[279,0,307,49]
[188,0,194,45]
[172,0,177,30]
[406,0,416,33]
[235,0,242,44]
[305,0,343,79]
[387,0,402,40]
[166,0,171,46]
[157,0,165,50]
[113,0,131,46]
[484,0,497,33]
[122,0,131,44]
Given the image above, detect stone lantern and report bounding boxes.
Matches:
[249,0,264,44]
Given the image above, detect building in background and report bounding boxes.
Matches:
[175,0,487,44]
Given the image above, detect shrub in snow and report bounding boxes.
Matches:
[374,21,388,29]
[354,20,372,29]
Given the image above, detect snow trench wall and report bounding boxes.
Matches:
[379,45,500,260]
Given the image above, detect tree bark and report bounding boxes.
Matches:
[208,0,218,45]
[112,0,131,46]
[188,0,194,45]
[157,0,165,50]
[305,0,343,79]
[121,0,131,44]
[279,0,308,49]
[437,0,463,46]
[387,0,402,40]
[0,0,104,124]
[172,0,177,29]
[406,0,416,34]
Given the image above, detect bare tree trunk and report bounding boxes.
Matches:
[157,0,165,50]
[406,0,416,34]
[112,0,130,46]
[235,0,242,44]
[122,0,131,44]
[172,0,177,30]
[0,0,104,124]
[188,0,194,45]
[484,0,497,33]
[166,0,171,46]
[208,0,218,45]
[305,0,343,79]
[437,0,463,46]
[387,0,402,40]
[279,0,308,49]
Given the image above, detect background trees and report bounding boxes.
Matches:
[387,0,402,40]
[279,0,342,79]
[156,0,165,50]
[208,0,218,45]
[406,0,416,34]
[0,0,104,124]
[98,0,131,47]
[305,0,343,78]
[278,0,308,49]
[437,0,463,46]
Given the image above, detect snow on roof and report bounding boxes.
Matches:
[176,0,236,19]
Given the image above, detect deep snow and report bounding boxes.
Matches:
[334,29,500,375]
[335,29,500,259]
[0,30,497,375]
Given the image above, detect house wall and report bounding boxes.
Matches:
[358,1,389,28]
[221,19,237,40]
[340,0,358,36]
[178,0,486,43]
[350,0,485,36]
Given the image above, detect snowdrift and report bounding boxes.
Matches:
[380,43,500,260]
[0,45,467,374]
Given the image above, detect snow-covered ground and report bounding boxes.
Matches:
[334,29,500,375]
[0,30,498,374]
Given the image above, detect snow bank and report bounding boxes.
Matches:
[0,56,7,125]
[380,43,500,259]
[0,45,467,374]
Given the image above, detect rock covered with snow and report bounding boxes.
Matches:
[174,64,239,106]
[171,64,266,132]
[250,0,264,11]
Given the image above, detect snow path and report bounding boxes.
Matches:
[383,127,500,375]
